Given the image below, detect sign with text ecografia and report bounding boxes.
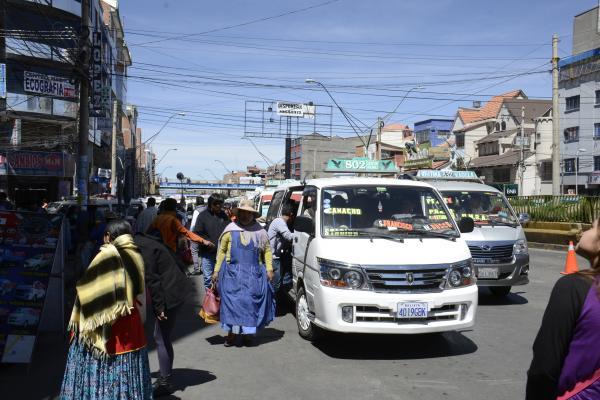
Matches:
[325,157,399,173]
[24,71,75,98]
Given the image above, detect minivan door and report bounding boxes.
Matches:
[292,186,317,293]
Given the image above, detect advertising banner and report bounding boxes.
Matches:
[24,71,76,99]
[0,151,65,177]
[90,31,107,118]
[0,211,62,363]
[0,63,6,99]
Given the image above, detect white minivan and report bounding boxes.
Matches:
[267,177,478,340]
[418,171,529,297]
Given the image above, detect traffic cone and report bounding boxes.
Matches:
[561,241,579,275]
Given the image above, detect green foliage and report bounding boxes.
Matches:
[509,196,600,223]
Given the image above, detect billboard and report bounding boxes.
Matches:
[0,151,66,177]
[23,71,76,99]
[0,211,62,363]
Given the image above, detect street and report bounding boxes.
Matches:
[140,248,577,400]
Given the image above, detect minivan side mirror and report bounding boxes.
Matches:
[518,212,530,225]
[294,215,315,236]
[458,217,475,234]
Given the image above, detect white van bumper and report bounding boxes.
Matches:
[311,284,478,334]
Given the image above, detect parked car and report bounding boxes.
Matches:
[24,253,54,270]
[8,307,40,327]
[0,279,16,296]
[14,282,46,301]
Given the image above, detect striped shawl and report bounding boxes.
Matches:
[68,234,145,358]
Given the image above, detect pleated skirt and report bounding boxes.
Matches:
[60,340,152,400]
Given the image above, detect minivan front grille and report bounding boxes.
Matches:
[468,244,513,261]
[364,265,447,293]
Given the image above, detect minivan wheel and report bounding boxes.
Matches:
[296,286,320,341]
[489,286,511,297]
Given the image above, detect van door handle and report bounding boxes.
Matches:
[294,237,298,243]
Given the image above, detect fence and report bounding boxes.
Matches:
[509,196,600,224]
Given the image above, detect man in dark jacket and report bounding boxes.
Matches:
[189,197,207,275]
[193,193,228,288]
[134,233,191,397]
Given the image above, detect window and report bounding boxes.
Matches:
[493,168,511,183]
[501,121,506,131]
[566,95,580,111]
[564,127,580,143]
[564,158,578,174]
[541,162,552,181]
[595,156,600,171]
[595,123,600,139]
[479,141,499,156]
[495,123,500,131]
[596,90,600,105]
[455,133,465,148]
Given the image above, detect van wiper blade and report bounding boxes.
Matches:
[487,219,519,227]
[405,230,457,241]
[355,230,405,243]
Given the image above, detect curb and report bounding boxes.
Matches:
[528,242,569,251]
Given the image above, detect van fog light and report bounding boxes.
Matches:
[460,304,468,320]
[521,265,529,275]
[342,306,354,323]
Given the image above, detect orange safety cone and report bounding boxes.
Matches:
[561,241,579,275]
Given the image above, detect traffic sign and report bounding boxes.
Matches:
[325,157,399,173]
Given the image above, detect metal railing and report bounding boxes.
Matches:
[509,195,600,223]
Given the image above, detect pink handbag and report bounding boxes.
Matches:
[199,284,220,324]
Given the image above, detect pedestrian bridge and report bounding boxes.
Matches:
[158,182,262,190]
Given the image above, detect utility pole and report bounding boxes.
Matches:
[77,0,90,208]
[519,106,525,195]
[551,33,561,195]
[110,99,117,196]
[376,117,383,160]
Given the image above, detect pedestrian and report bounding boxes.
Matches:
[189,197,206,275]
[526,219,600,399]
[136,197,158,234]
[0,192,14,211]
[149,198,213,253]
[212,198,275,347]
[134,232,191,397]
[267,202,296,295]
[60,220,152,399]
[193,193,228,287]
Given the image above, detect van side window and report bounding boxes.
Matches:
[301,187,317,219]
[266,191,284,223]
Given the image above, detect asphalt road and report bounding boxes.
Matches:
[146,248,586,400]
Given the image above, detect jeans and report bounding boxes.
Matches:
[272,258,282,293]
[201,254,217,289]
[272,255,292,293]
[154,306,180,379]
[190,241,200,273]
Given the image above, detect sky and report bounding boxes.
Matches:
[118,0,598,180]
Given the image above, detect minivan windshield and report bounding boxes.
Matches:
[320,185,459,238]
[440,191,519,227]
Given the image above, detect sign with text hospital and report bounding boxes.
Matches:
[23,71,76,99]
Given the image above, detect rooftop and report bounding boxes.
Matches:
[470,149,531,168]
[457,90,525,125]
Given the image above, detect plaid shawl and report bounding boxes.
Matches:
[68,234,145,358]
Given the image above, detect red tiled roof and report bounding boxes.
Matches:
[458,90,525,125]
[382,123,410,132]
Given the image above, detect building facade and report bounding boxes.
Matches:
[414,119,454,147]
[558,6,600,194]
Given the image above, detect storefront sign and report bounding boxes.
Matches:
[0,151,65,177]
[589,173,600,184]
[0,211,62,363]
[90,31,107,117]
[325,157,399,173]
[0,63,6,99]
[23,71,75,98]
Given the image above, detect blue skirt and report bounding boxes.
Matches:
[60,340,152,400]
[218,262,275,332]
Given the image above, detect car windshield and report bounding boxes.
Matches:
[320,185,458,238]
[441,191,519,226]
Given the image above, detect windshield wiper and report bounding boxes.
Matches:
[355,230,405,243]
[486,219,519,228]
[404,230,457,241]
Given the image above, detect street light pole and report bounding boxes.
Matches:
[156,148,177,166]
[142,112,185,147]
[214,159,232,174]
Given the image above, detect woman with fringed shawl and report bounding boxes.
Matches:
[212,199,275,347]
[60,220,152,399]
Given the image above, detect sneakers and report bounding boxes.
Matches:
[152,376,174,398]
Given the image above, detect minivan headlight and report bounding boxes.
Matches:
[445,259,475,289]
[317,258,368,290]
[514,239,528,255]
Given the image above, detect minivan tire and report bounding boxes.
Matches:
[296,286,321,341]
[489,286,511,297]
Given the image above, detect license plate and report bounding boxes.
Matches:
[397,302,428,319]
[473,258,501,264]
[478,267,499,279]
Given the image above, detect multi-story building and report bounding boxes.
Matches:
[289,133,366,180]
[414,119,454,147]
[558,6,600,194]
[0,0,135,205]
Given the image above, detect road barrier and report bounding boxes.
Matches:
[509,195,600,224]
